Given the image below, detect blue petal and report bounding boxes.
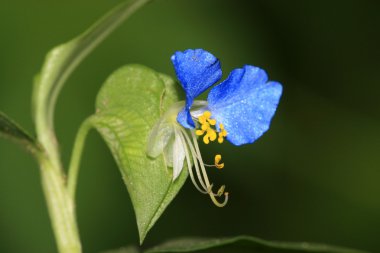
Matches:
[171,49,222,128]
[207,65,282,146]
[176,100,195,128]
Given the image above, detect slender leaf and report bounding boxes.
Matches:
[145,236,370,253]
[0,111,41,154]
[91,64,187,243]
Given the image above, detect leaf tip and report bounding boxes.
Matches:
[138,229,148,245]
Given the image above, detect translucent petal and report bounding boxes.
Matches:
[207,65,282,146]
[172,128,186,180]
[171,49,222,128]
[146,101,184,158]
[146,116,175,158]
[163,134,174,167]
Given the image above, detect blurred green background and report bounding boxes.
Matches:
[0,0,379,252]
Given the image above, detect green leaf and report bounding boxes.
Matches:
[91,64,188,244]
[32,0,153,156]
[0,111,41,154]
[145,236,370,253]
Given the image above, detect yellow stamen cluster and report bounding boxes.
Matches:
[195,111,217,144]
[195,111,227,144]
[195,111,228,171]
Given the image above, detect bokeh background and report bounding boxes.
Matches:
[0,0,379,252]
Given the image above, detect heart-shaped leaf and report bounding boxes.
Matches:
[91,64,188,243]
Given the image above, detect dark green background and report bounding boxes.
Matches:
[0,0,379,252]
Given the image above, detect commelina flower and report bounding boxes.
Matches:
[147,49,282,207]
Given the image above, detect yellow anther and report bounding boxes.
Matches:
[217,128,227,143]
[203,134,210,144]
[195,130,204,136]
[208,129,217,141]
[219,124,227,136]
[214,154,224,169]
[208,118,216,125]
[198,115,206,125]
[201,122,209,131]
[203,111,211,119]
[215,123,228,144]
[216,163,224,170]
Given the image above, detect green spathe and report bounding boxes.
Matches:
[92,64,188,243]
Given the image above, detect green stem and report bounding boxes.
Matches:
[31,1,154,252]
[39,155,82,253]
[67,117,94,200]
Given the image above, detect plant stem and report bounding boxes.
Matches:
[35,102,82,253]
[67,117,94,200]
[30,1,154,251]
[39,155,82,253]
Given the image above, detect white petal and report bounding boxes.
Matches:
[163,134,174,167]
[146,117,174,158]
[189,100,208,118]
[172,128,186,181]
[146,102,186,158]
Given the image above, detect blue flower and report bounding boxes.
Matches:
[147,49,283,207]
[171,49,282,146]
[171,49,222,129]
